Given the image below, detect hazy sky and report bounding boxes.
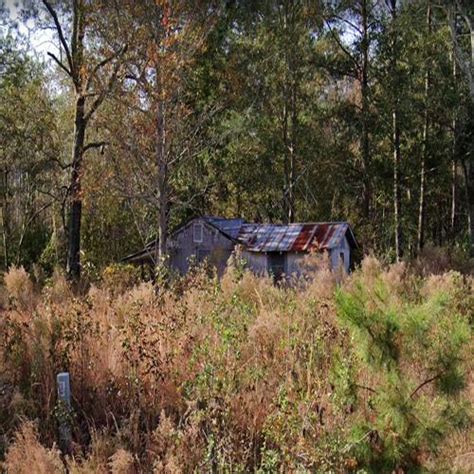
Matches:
[3,0,57,61]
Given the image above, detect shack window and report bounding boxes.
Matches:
[340,252,345,268]
[193,223,203,243]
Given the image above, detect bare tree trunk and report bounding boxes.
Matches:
[393,110,402,261]
[281,0,297,224]
[288,69,297,223]
[449,1,474,252]
[282,20,291,224]
[1,170,9,269]
[361,0,371,219]
[463,158,473,247]
[282,97,290,223]
[417,3,432,253]
[390,0,403,261]
[156,93,168,265]
[67,96,86,280]
[451,58,457,236]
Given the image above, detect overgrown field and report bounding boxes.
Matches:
[0,256,472,472]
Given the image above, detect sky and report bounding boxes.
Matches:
[3,0,57,62]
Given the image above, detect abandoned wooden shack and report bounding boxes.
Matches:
[123,216,358,279]
[237,222,357,279]
[123,217,245,276]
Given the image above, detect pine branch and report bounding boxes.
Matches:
[323,18,361,75]
[355,384,378,394]
[410,374,441,398]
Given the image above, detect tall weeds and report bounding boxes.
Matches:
[0,258,471,471]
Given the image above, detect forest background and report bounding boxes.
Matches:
[0,0,473,281]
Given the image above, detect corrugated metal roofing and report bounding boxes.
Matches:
[237,222,354,252]
[204,217,246,240]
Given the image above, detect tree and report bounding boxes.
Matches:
[323,0,375,221]
[0,35,59,269]
[103,0,219,267]
[336,266,470,470]
[386,0,403,261]
[38,0,126,280]
[446,0,474,252]
[416,2,432,252]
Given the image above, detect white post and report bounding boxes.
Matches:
[56,372,72,452]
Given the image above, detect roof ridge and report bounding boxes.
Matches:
[241,221,349,226]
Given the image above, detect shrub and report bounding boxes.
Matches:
[335,258,471,471]
[3,266,35,310]
[108,449,135,474]
[413,245,474,276]
[0,256,471,471]
[2,421,64,473]
[100,263,141,294]
[43,267,73,304]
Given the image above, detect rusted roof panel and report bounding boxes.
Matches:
[237,222,353,252]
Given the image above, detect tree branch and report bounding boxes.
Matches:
[448,3,473,89]
[86,45,128,91]
[42,0,74,76]
[323,18,361,75]
[83,141,109,153]
[333,14,363,35]
[355,384,378,394]
[47,52,72,77]
[84,47,127,123]
[48,156,72,170]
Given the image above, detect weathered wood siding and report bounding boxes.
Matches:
[164,220,353,278]
[241,250,268,275]
[286,253,305,276]
[168,218,234,276]
[242,236,351,279]
[329,235,350,273]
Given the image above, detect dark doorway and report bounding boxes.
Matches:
[268,253,286,282]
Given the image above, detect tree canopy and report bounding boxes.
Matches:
[0,0,473,276]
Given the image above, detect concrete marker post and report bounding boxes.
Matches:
[56,372,72,453]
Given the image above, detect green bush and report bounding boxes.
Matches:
[100,263,141,294]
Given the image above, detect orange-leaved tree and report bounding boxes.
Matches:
[40,0,127,281]
[105,0,221,269]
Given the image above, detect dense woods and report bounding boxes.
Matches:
[0,1,473,472]
[0,0,473,278]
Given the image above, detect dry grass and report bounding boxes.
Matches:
[0,257,471,471]
[3,266,36,310]
[2,421,64,473]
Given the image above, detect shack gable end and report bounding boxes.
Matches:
[169,218,235,275]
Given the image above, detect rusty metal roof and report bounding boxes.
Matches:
[237,222,356,253]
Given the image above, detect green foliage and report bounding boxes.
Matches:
[335,262,472,470]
